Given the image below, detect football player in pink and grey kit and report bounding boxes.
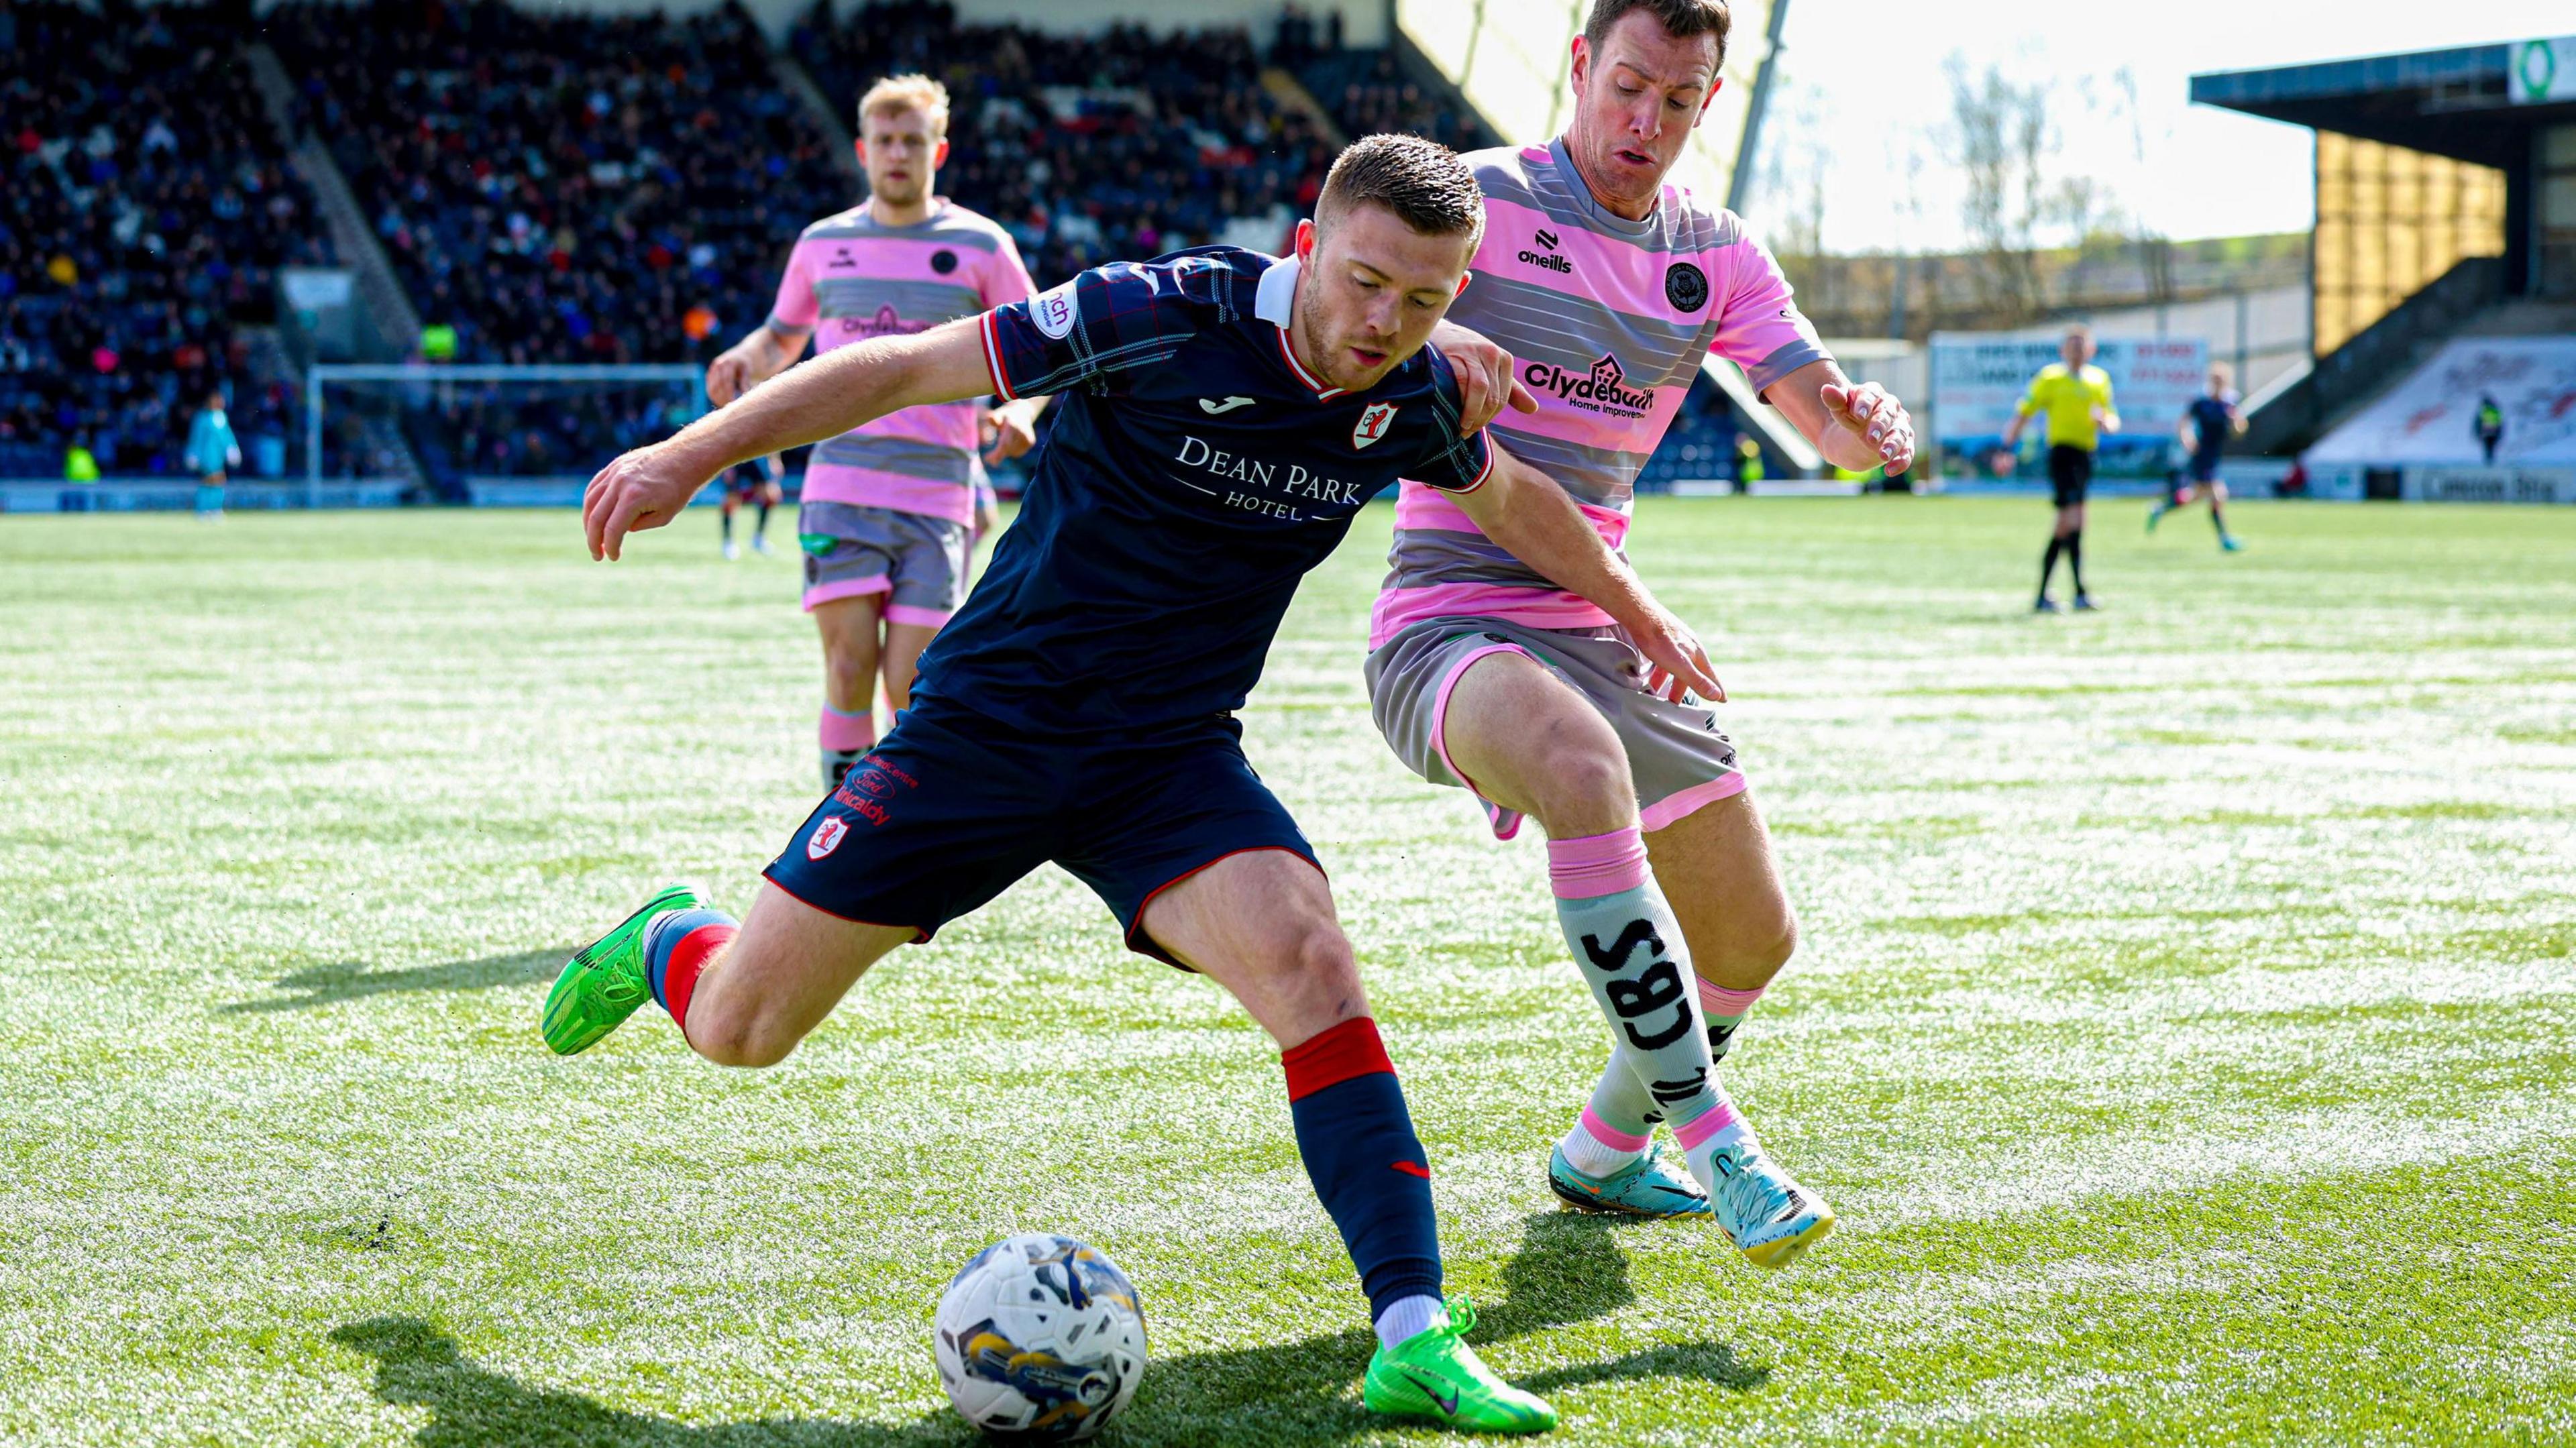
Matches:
[1368,0,1916,1265]
[707,74,1044,788]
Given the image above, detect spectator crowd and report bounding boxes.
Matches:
[271,0,849,368]
[2,0,1511,486]
[0,0,329,479]
[796,1,1336,289]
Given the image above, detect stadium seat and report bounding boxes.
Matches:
[0,1,331,478]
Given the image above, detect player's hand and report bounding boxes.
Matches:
[1629,603,1725,705]
[583,443,706,561]
[984,404,1039,463]
[706,346,754,408]
[1432,323,1537,435]
[1819,380,1916,476]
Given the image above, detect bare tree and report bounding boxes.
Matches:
[1946,56,2052,322]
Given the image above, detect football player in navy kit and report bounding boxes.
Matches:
[542,135,1723,1433]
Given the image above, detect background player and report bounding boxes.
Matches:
[185,388,238,521]
[2150,363,2245,550]
[716,453,784,559]
[704,74,1048,787]
[2002,323,2117,612]
[551,135,1730,1433]
[1366,0,1914,1267]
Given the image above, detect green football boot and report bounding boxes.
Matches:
[539,883,700,1056]
[1362,1296,1557,1435]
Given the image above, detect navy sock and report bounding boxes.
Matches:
[645,907,734,1012]
[1281,1017,1442,1320]
[2210,498,2228,534]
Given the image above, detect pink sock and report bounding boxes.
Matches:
[818,704,875,753]
[1701,979,1764,1018]
[1544,826,1649,898]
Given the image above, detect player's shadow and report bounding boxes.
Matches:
[329,1317,954,1446]
[223,947,569,1013]
[332,1213,1759,1447]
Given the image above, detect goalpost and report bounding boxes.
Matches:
[305,364,707,505]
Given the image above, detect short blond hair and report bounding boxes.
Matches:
[857,74,949,135]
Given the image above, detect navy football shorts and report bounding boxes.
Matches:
[761,694,1318,967]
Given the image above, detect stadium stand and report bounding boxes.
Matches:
[2195,40,2576,486]
[270,0,849,368]
[792,1,1336,288]
[1291,44,1501,158]
[1,0,333,480]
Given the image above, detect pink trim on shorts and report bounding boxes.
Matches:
[802,575,891,612]
[1699,981,1765,1017]
[883,603,954,628]
[1639,773,1749,834]
[1546,828,1650,899]
[1672,1097,1740,1151]
[1429,643,1530,799]
[1578,1105,1651,1154]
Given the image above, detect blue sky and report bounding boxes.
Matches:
[1757,0,2570,253]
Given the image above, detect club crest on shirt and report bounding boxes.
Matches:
[1033,283,1077,339]
[1352,402,1397,450]
[1666,262,1709,313]
[807,816,848,860]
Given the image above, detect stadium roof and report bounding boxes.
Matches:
[2191,38,2576,168]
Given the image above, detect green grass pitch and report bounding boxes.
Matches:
[4,497,2573,1446]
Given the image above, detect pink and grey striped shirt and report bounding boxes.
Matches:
[769,199,1036,524]
[1371,140,1829,647]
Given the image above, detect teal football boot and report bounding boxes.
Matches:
[1546,1144,1710,1218]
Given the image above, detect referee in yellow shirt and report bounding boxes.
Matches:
[2001,325,2119,612]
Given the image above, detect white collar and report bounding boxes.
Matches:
[1254,253,1299,327]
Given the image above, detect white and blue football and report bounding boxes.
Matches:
[933,1233,1148,1441]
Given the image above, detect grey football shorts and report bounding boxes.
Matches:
[798,500,969,623]
[1364,617,1746,834]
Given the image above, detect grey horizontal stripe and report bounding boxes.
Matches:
[814,433,975,483]
[1470,142,1744,256]
[1385,526,1618,592]
[813,277,987,323]
[1746,336,1833,396]
[1485,425,1640,509]
[1449,274,1715,390]
[802,210,1008,252]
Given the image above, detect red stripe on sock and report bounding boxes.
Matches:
[1281,1016,1395,1101]
[1389,1160,1430,1178]
[662,923,736,1043]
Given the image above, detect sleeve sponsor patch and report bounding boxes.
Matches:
[1032,283,1078,340]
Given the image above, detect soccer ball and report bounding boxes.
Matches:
[933,1233,1148,1441]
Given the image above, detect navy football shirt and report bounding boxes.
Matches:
[2188,395,2235,459]
[908,245,1494,735]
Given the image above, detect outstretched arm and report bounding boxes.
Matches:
[585,316,994,560]
[1449,447,1726,702]
[1767,359,1917,474]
